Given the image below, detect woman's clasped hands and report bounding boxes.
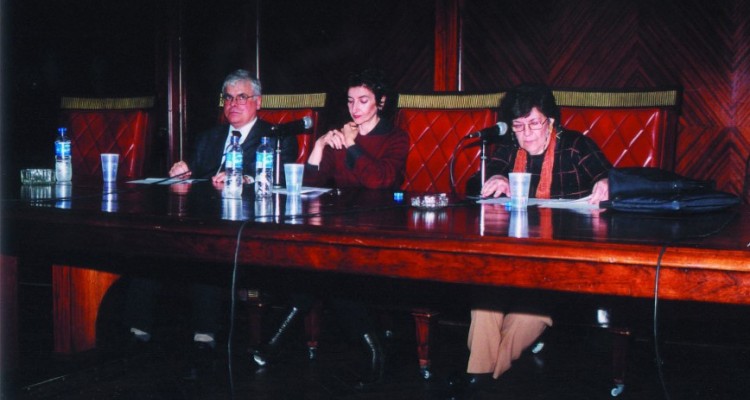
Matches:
[320,122,359,150]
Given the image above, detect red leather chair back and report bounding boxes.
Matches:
[59,97,155,180]
[396,90,680,195]
[220,93,326,164]
[555,90,680,169]
[396,93,503,194]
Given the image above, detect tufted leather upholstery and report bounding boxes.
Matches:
[219,93,326,164]
[555,89,680,170]
[396,90,679,196]
[59,97,155,180]
[561,108,669,168]
[396,93,504,194]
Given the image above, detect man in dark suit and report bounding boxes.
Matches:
[124,69,297,379]
[169,69,297,182]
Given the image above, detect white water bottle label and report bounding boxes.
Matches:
[226,152,243,170]
[256,152,273,169]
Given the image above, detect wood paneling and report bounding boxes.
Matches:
[258,0,434,99]
[434,0,462,91]
[52,266,119,353]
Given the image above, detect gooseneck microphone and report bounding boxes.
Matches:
[448,122,509,195]
[465,121,508,139]
[271,116,314,136]
[272,117,313,187]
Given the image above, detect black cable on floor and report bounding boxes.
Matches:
[227,219,250,399]
[652,244,671,400]
[650,210,737,400]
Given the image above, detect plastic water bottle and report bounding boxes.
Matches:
[223,133,243,199]
[254,136,274,198]
[54,127,72,182]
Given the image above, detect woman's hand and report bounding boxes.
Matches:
[308,124,359,166]
[481,174,511,198]
[589,178,610,205]
[341,122,359,147]
[320,128,348,150]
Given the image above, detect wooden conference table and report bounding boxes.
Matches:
[3,179,750,361]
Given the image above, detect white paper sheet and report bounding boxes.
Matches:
[478,195,602,210]
[127,177,206,185]
[272,186,332,196]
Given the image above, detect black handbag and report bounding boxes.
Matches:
[602,167,740,213]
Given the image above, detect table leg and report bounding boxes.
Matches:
[52,266,119,353]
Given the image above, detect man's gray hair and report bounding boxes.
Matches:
[222,69,262,95]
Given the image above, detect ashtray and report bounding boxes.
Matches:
[20,169,55,185]
[411,193,449,210]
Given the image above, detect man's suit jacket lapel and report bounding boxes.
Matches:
[241,120,264,155]
[210,127,229,157]
[206,126,229,172]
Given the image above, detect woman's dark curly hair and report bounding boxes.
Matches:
[347,68,396,118]
[500,83,563,146]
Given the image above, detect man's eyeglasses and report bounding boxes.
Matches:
[222,93,256,106]
[512,118,548,133]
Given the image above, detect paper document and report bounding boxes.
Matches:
[537,195,601,210]
[128,177,206,185]
[272,186,332,196]
[478,195,601,210]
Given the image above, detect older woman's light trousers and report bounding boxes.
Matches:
[467,309,553,378]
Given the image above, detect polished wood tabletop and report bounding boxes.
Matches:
[3,180,750,304]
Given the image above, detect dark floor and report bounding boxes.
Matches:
[5,273,750,400]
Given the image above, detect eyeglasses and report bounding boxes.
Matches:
[512,118,548,133]
[222,93,256,106]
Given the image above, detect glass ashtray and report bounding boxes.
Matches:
[20,169,55,185]
[410,193,449,210]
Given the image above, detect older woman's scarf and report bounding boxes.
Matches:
[512,128,558,199]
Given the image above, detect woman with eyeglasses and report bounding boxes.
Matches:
[454,83,612,396]
[468,83,610,201]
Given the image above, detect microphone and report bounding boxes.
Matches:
[271,116,314,136]
[466,121,508,139]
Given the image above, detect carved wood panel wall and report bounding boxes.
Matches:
[459,0,750,195]
[257,0,435,130]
